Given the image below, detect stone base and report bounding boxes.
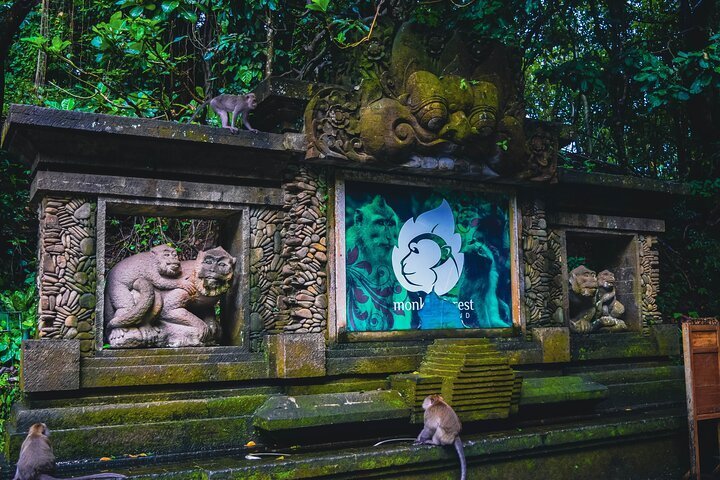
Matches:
[21,339,80,393]
[532,327,570,363]
[21,410,686,480]
[266,333,326,378]
[652,324,681,356]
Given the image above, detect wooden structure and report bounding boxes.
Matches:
[682,317,720,478]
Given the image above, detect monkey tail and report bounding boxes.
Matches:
[188,98,211,124]
[454,436,466,480]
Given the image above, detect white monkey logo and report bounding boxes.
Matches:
[392,200,464,295]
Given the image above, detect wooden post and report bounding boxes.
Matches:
[682,317,720,479]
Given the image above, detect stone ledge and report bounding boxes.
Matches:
[80,354,269,388]
[253,391,410,431]
[59,410,685,479]
[519,376,608,405]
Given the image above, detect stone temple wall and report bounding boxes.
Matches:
[37,197,97,355]
[276,166,329,334]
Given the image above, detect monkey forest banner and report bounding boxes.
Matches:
[345,181,512,332]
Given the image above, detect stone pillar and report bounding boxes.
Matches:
[37,197,97,355]
[277,166,328,334]
[520,198,551,326]
[248,206,284,350]
[639,235,661,325]
[546,229,565,324]
[521,197,565,329]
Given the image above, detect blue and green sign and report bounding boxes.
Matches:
[345,181,512,332]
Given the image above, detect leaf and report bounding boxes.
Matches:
[129,6,144,17]
[179,10,198,22]
[306,0,330,13]
[161,1,179,13]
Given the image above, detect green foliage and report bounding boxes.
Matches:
[105,216,220,269]
[0,371,19,448]
[635,34,720,109]
[0,274,37,365]
[567,256,587,272]
[657,198,720,318]
[0,274,37,451]
[0,153,35,291]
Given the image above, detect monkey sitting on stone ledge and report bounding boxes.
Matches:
[13,423,126,480]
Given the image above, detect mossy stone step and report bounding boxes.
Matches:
[571,333,659,361]
[5,390,277,463]
[20,386,280,410]
[569,365,684,385]
[83,351,255,366]
[13,394,269,430]
[326,354,421,375]
[79,410,685,480]
[325,344,425,358]
[253,390,410,431]
[80,358,269,388]
[519,376,608,405]
[6,415,258,463]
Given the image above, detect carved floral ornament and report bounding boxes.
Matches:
[305,21,558,181]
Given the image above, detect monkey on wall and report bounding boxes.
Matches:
[13,423,126,480]
[188,94,258,133]
[415,394,466,480]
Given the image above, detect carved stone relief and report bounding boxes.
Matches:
[520,200,566,328]
[639,235,661,325]
[546,229,565,325]
[305,21,557,180]
[277,167,329,334]
[568,265,627,334]
[104,246,236,348]
[38,197,97,354]
[521,198,550,326]
[249,207,284,348]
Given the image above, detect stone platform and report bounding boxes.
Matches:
[2,408,687,480]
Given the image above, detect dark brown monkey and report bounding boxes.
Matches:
[188,93,258,133]
[13,423,126,480]
[415,394,466,480]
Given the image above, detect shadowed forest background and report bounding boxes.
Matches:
[0,0,718,366]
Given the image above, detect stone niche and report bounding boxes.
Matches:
[548,212,665,333]
[565,232,640,331]
[96,199,249,350]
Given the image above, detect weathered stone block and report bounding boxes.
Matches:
[253,390,409,431]
[651,324,681,356]
[519,376,608,405]
[266,333,325,378]
[532,327,570,363]
[21,339,80,392]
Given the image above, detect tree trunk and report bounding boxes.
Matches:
[264,6,275,79]
[0,0,41,118]
[34,0,49,90]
